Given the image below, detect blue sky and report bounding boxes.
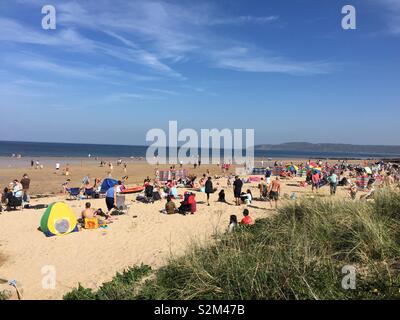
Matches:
[0,0,399,145]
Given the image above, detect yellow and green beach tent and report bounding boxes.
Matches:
[40,202,79,237]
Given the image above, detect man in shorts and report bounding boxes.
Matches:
[268,177,281,209]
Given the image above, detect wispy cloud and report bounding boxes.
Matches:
[106,92,166,102]
[209,15,279,26]
[0,15,183,79]
[148,88,180,96]
[56,1,328,75]
[2,52,160,85]
[211,46,333,75]
[2,0,333,79]
[0,17,96,50]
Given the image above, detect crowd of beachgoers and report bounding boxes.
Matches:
[2,158,400,234]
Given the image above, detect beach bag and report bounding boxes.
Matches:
[84,218,99,229]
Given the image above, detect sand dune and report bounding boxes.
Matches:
[0,161,352,300]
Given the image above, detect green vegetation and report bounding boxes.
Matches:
[64,264,151,300]
[65,189,400,300]
[0,291,8,300]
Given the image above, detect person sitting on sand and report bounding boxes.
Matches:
[239,209,254,226]
[2,186,21,211]
[81,202,96,220]
[228,215,238,233]
[218,189,226,203]
[12,180,23,201]
[240,189,252,204]
[165,196,177,215]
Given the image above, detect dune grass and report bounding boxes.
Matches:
[64,189,400,300]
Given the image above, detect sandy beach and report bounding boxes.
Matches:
[0,159,358,300]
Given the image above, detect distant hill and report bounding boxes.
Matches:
[255,142,400,155]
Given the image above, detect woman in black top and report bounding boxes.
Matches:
[205,177,213,206]
[233,176,243,206]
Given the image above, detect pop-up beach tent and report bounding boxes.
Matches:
[40,202,78,237]
[100,178,118,193]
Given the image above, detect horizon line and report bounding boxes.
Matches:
[1,140,400,148]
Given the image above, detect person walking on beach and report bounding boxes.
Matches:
[268,177,281,209]
[31,160,34,168]
[205,176,213,206]
[233,176,243,206]
[328,171,338,195]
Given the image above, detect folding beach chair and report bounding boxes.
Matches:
[67,188,81,200]
[83,188,94,199]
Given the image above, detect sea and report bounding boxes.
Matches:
[1,141,400,161]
